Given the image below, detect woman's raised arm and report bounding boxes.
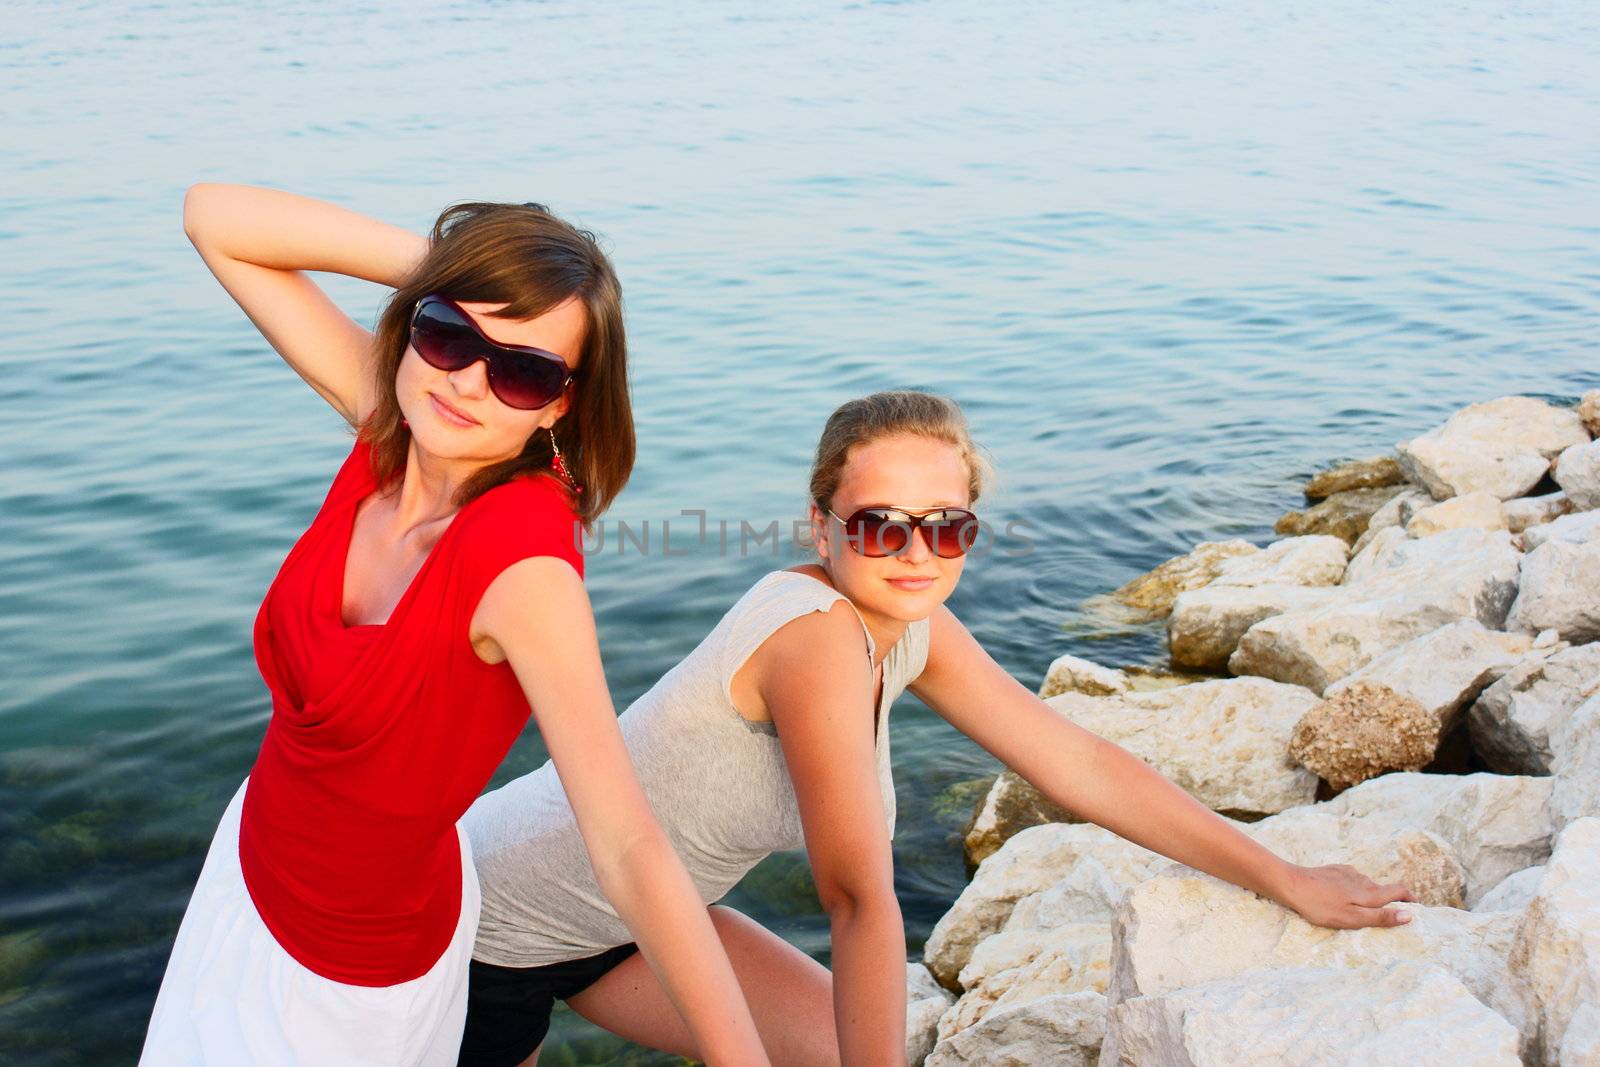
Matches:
[472,557,771,1067]
[909,604,1417,930]
[181,182,428,428]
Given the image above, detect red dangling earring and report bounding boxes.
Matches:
[549,425,582,494]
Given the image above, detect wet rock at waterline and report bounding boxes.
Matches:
[1302,455,1407,501]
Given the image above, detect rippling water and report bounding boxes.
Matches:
[3,1,1597,1062]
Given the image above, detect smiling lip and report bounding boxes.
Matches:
[429,393,479,427]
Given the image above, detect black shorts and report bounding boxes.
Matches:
[457,943,641,1067]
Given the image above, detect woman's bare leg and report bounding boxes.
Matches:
[563,905,841,1067]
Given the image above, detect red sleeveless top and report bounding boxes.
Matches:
[239,435,584,986]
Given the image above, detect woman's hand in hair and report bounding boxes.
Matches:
[181,183,427,428]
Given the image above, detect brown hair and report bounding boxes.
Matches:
[361,201,634,532]
[808,390,994,511]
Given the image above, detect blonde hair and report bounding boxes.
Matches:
[808,390,994,511]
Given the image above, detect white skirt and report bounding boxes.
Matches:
[139,777,481,1066]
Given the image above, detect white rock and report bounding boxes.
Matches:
[1473,866,1546,914]
[1207,535,1350,588]
[924,991,1105,1067]
[1352,488,1433,555]
[1506,537,1600,643]
[1556,439,1600,510]
[1522,506,1600,552]
[924,824,1168,989]
[1323,618,1520,725]
[1244,806,1467,908]
[1107,875,1532,1052]
[1504,491,1575,535]
[1467,643,1600,774]
[1167,584,1339,671]
[1044,678,1320,816]
[908,961,956,1066]
[1103,963,1521,1067]
[1509,818,1600,1065]
[1038,653,1132,699]
[1405,490,1508,538]
[941,923,1111,1040]
[1561,1002,1600,1067]
[1396,396,1588,501]
[1316,772,1555,905]
[1230,528,1522,693]
[1549,694,1600,830]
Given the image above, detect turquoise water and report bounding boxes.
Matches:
[3,1,1597,1061]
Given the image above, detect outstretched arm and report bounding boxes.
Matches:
[908,605,1416,929]
[181,182,428,428]
[474,558,770,1067]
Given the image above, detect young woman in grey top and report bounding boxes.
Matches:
[459,390,1417,1067]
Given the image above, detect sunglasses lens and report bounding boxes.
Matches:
[485,354,569,411]
[843,511,908,557]
[925,511,980,558]
[411,299,480,371]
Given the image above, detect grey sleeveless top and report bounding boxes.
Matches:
[464,568,931,967]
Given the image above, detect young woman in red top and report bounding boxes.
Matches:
[138,184,769,1066]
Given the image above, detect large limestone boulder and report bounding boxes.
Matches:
[1304,455,1406,500]
[925,824,1168,989]
[1109,539,1258,619]
[1274,485,1405,546]
[1107,875,1532,1052]
[1167,584,1339,671]
[964,770,1076,867]
[908,961,956,1066]
[1396,395,1588,501]
[1467,642,1600,774]
[1102,963,1521,1067]
[1509,818,1600,1065]
[1243,805,1467,908]
[1206,535,1349,588]
[1286,620,1525,789]
[1037,653,1131,699]
[938,922,1110,1040]
[1506,537,1600,643]
[1405,490,1507,537]
[1315,772,1555,906]
[1522,506,1600,552]
[1504,491,1574,535]
[1474,866,1546,914]
[1229,528,1521,693]
[1555,439,1600,509]
[1043,678,1320,816]
[1549,693,1600,831]
[924,991,1105,1067]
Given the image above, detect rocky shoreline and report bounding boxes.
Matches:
[905,393,1600,1066]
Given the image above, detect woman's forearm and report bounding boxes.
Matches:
[1051,735,1300,904]
[596,828,771,1067]
[182,182,427,288]
[827,894,908,1066]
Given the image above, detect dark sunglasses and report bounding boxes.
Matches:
[409,294,575,411]
[824,505,981,559]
